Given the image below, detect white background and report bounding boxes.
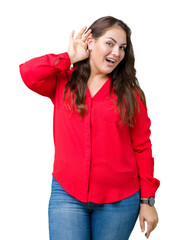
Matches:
[0,0,178,239]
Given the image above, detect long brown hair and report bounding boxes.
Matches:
[63,16,147,127]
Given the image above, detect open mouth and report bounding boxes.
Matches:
[106,58,116,65]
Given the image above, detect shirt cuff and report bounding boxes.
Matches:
[47,52,71,72]
[139,174,160,198]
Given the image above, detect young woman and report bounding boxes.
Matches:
[19,16,160,240]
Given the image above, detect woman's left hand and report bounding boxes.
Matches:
[139,204,159,238]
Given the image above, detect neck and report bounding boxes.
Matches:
[88,63,108,85]
[88,72,108,83]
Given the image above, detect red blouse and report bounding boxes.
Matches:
[19,52,160,204]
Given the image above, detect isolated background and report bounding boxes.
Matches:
[0,0,178,239]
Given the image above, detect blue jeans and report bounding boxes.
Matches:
[48,177,140,240]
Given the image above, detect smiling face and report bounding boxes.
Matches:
[88,26,127,77]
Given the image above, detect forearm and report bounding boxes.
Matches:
[19,52,71,98]
[20,52,70,84]
[130,90,160,198]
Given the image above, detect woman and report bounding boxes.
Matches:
[19,16,160,240]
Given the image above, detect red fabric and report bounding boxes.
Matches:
[19,52,160,203]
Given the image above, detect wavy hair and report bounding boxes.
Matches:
[63,16,147,127]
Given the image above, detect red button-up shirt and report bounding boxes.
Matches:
[19,52,160,203]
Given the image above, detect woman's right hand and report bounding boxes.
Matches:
[67,26,92,64]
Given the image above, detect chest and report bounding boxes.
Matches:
[87,79,108,98]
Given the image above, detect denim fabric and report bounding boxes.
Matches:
[48,177,140,240]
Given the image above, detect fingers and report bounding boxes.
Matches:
[69,30,75,41]
[145,219,158,238]
[76,26,92,41]
[139,205,159,239]
[145,221,153,238]
[70,26,92,45]
[82,29,92,42]
[76,26,88,39]
[140,217,145,233]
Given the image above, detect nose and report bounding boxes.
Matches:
[111,46,121,58]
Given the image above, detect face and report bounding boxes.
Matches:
[88,26,127,76]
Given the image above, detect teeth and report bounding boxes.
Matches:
[106,58,115,63]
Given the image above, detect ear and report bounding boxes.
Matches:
[87,34,95,51]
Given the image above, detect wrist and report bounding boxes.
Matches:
[67,52,75,64]
[140,197,155,206]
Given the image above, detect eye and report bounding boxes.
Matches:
[106,42,113,47]
[120,46,126,51]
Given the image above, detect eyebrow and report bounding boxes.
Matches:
[106,37,127,45]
